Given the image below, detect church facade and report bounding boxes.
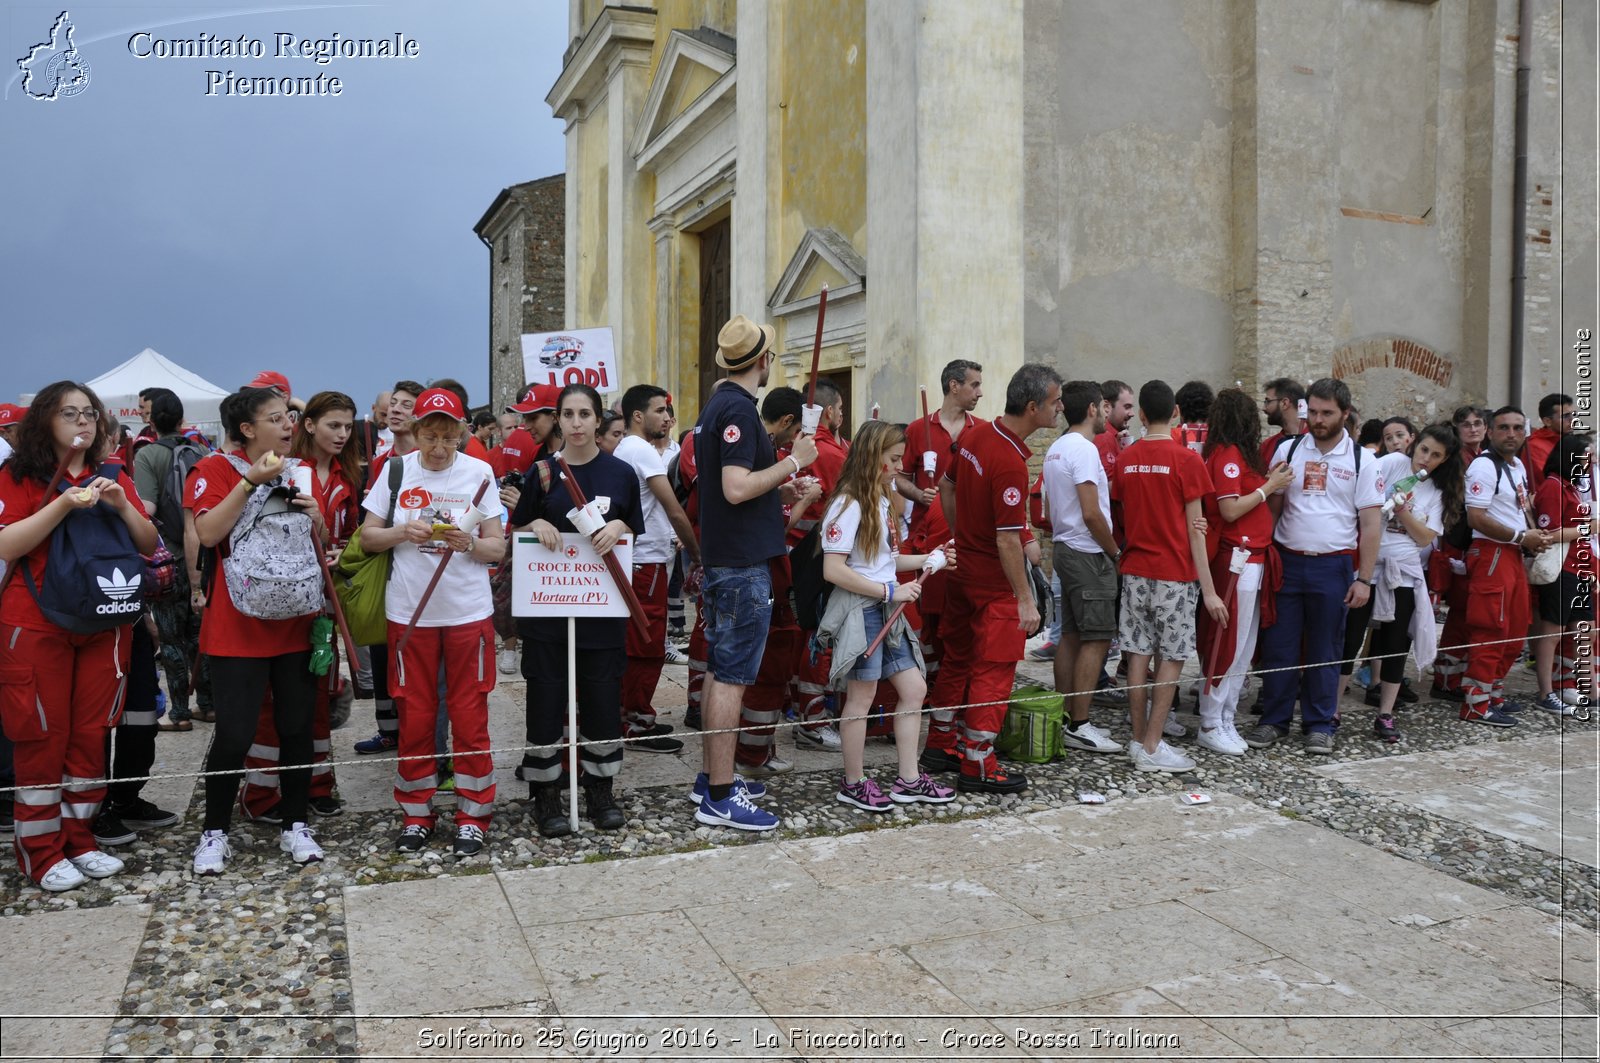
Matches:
[545,0,1592,429]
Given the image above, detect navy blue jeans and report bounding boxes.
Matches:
[1259,551,1352,735]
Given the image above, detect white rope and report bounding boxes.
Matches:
[0,631,1587,797]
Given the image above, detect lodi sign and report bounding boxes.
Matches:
[520,327,616,394]
[510,532,633,618]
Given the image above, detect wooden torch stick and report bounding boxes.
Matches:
[554,455,652,638]
[312,525,362,666]
[862,540,953,660]
[805,286,830,408]
[397,477,492,655]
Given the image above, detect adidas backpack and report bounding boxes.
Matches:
[218,454,325,620]
[22,462,147,633]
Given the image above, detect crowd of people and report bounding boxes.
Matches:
[0,324,1590,890]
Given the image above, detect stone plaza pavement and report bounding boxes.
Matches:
[0,656,1597,1061]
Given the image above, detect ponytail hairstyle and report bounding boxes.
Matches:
[292,390,361,487]
[1411,423,1464,528]
[220,387,283,447]
[824,420,906,561]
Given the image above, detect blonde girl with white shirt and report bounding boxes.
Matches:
[817,421,956,812]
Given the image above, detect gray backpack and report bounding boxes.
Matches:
[220,454,325,620]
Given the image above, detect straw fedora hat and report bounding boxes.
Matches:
[715,314,776,371]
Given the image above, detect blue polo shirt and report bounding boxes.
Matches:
[694,382,784,568]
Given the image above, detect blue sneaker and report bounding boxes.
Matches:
[694,788,779,832]
[354,732,398,754]
[687,772,767,805]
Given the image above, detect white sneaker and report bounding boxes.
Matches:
[69,849,125,879]
[742,752,794,777]
[794,723,842,751]
[663,644,689,666]
[1220,716,1247,748]
[497,648,518,675]
[39,858,87,892]
[1196,726,1246,757]
[1061,721,1122,753]
[280,822,325,864]
[1145,740,1197,772]
[192,830,231,876]
[1163,716,1188,738]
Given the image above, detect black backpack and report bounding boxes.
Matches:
[1443,452,1507,551]
[151,435,208,549]
[22,462,147,632]
[789,523,833,631]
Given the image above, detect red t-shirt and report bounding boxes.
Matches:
[1205,444,1272,554]
[1112,436,1213,582]
[1534,476,1595,578]
[785,426,849,547]
[945,419,1031,591]
[1094,425,1127,545]
[311,462,362,546]
[0,462,148,631]
[187,451,316,658]
[1523,427,1562,493]
[904,411,985,552]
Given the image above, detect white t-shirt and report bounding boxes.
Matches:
[1271,431,1384,553]
[821,495,897,583]
[1464,452,1530,543]
[613,434,673,564]
[1043,431,1110,553]
[1375,451,1443,564]
[363,451,504,626]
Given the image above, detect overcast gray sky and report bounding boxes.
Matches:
[2,0,568,409]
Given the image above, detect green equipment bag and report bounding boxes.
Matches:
[334,459,402,646]
[998,685,1065,764]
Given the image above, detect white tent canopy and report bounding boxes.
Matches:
[82,348,230,432]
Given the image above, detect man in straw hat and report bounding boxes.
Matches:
[688,314,819,830]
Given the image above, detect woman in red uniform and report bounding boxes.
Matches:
[1532,434,1596,715]
[187,387,329,875]
[238,391,362,822]
[1195,388,1293,755]
[0,381,159,891]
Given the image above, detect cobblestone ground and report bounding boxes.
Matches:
[0,646,1595,1060]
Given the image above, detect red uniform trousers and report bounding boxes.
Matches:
[0,624,130,884]
[739,613,800,768]
[919,570,956,753]
[239,655,340,818]
[686,602,708,718]
[927,577,1023,776]
[1462,541,1531,709]
[388,619,496,830]
[791,633,832,731]
[1431,543,1469,694]
[621,562,669,737]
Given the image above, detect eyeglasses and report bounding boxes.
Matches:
[57,407,97,423]
[253,413,291,427]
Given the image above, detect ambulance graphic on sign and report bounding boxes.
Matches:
[537,335,584,369]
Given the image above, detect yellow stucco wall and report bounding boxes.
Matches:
[772,0,866,390]
[576,104,609,329]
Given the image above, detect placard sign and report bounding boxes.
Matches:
[520,327,616,393]
[511,532,633,617]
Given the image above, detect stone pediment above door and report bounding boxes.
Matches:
[769,228,867,369]
[631,28,737,174]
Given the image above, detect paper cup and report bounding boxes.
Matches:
[800,404,823,435]
[922,451,937,475]
[567,501,605,536]
[457,506,484,536]
[289,465,313,495]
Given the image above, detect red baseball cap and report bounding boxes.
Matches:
[413,388,468,423]
[0,403,26,428]
[507,383,559,415]
[245,370,292,397]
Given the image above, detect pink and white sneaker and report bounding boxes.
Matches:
[889,772,957,805]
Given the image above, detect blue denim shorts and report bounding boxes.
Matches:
[701,564,773,687]
[846,603,919,682]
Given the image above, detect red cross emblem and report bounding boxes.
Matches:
[564,546,579,559]
[723,424,741,444]
[1002,486,1022,508]
[1470,481,1482,495]
[825,523,842,545]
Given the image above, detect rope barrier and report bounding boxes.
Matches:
[0,631,1588,798]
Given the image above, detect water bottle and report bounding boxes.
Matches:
[1381,468,1429,518]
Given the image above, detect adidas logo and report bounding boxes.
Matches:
[96,568,142,601]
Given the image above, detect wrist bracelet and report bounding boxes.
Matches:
[1256,488,1267,505]
[788,455,802,476]
[883,581,893,602]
